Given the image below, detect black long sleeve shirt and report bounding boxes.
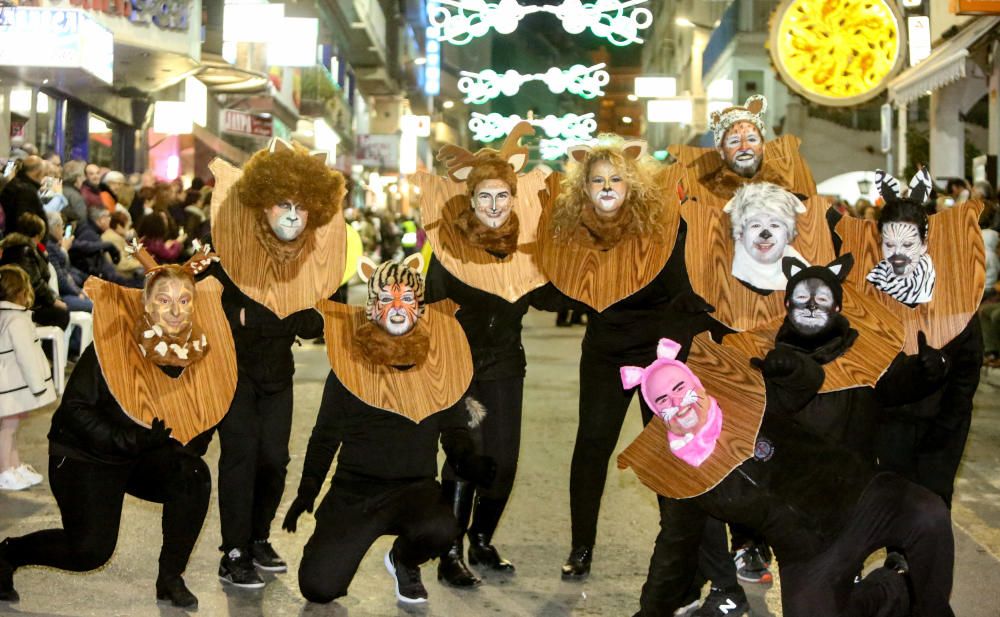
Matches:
[297,371,476,499]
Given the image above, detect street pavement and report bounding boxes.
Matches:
[1,306,1000,616]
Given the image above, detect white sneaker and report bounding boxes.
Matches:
[14,464,42,486]
[0,468,31,491]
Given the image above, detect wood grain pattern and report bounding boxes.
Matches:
[722,285,904,392]
[682,195,837,331]
[209,158,347,319]
[668,135,818,208]
[536,170,681,312]
[413,168,548,302]
[835,201,986,354]
[86,277,238,444]
[616,334,766,499]
[320,299,473,423]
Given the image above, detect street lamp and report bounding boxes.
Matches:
[857,175,873,197]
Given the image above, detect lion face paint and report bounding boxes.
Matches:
[588,159,629,218]
[621,339,723,468]
[143,276,195,338]
[266,201,310,241]
[720,121,763,178]
[471,178,513,229]
[372,282,419,336]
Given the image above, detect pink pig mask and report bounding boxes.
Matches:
[621,338,723,467]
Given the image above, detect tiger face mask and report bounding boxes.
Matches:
[358,254,426,337]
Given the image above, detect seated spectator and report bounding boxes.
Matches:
[60,160,89,225]
[100,171,127,211]
[183,188,211,244]
[947,177,971,204]
[137,210,184,263]
[0,156,47,236]
[44,212,92,314]
[102,211,143,277]
[80,163,104,210]
[0,213,69,329]
[68,208,134,286]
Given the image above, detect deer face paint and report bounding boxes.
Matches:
[721,122,764,178]
[472,178,513,229]
[144,276,195,338]
[372,282,419,336]
[588,159,629,218]
[266,201,309,241]
[788,278,836,336]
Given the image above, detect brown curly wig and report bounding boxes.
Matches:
[551,135,665,244]
[464,154,519,198]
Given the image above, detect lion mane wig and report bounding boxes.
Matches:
[551,135,665,244]
[234,138,346,261]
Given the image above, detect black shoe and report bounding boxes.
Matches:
[467,532,514,572]
[384,548,428,604]
[0,541,17,603]
[218,548,265,589]
[884,551,909,574]
[251,539,287,573]
[156,575,198,608]
[561,545,592,579]
[438,544,480,587]
[692,586,750,616]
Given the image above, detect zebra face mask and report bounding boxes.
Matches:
[866,223,935,304]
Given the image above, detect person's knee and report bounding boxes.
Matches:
[298,555,348,603]
[72,538,116,571]
[412,514,460,555]
[174,455,211,502]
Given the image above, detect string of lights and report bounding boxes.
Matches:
[468,112,597,143]
[458,63,609,104]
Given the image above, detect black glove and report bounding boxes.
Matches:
[916,331,950,383]
[919,420,954,454]
[453,454,497,489]
[102,242,120,264]
[282,478,319,533]
[750,347,802,379]
[136,417,172,451]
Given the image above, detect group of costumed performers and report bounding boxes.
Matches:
[0,92,986,617]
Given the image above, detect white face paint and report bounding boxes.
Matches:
[588,159,629,218]
[372,283,419,336]
[788,279,835,335]
[721,122,764,178]
[880,222,926,278]
[266,201,309,241]
[471,178,513,229]
[738,212,791,265]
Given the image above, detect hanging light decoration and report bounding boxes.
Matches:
[458,63,609,104]
[468,112,597,143]
[539,137,597,160]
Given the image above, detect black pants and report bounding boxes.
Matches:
[571,346,654,547]
[216,376,294,551]
[3,448,210,579]
[298,479,459,604]
[876,415,971,508]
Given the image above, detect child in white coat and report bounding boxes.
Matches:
[0,265,56,490]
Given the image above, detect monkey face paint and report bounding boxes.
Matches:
[739,212,791,265]
[788,278,836,336]
[266,201,310,241]
[880,222,926,278]
[720,122,764,178]
[144,277,195,337]
[472,178,513,229]
[372,283,419,336]
[588,159,629,217]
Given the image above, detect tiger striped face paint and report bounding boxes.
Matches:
[372,283,419,336]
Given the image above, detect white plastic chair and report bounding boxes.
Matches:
[47,263,93,358]
[36,325,66,395]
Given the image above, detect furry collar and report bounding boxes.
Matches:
[352,319,430,368]
[252,210,315,264]
[775,313,857,365]
[866,253,936,305]
[452,207,520,258]
[572,204,637,251]
[133,315,208,368]
[700,156,794,200]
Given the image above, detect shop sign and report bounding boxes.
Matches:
[951,0,1000,14]
[58,0,191,31]
[221,109,273,137]
[0,7,114,84]
[356,134,399,169]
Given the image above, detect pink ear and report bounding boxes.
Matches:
[621,366,645,389]
[657,338,682,360]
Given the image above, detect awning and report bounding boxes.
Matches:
[889,16,1000,106]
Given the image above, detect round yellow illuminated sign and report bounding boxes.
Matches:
[769,0,905,107]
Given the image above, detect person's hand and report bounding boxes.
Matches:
[177,229,188,243]
[916,331,949,383]
[54,299,67,311]
[102,242,120,264]
[78,292,86,300]
[60,235,73,252]
[750,347,801,379]
[282,494,316,533]
[51,179,63,195]
[138,418,173,451]
[453,455,497,488]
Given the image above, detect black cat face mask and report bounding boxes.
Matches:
[782,254,853,336]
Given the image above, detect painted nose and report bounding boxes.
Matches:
[759,229,772,240]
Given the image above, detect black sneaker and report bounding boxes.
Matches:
[156,574,198,608]
[692,586,750,617]
[734,543,773,584]
[384,548,428,604]
[219,547,265,589]
[251,540,287,573]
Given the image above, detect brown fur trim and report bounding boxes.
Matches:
[570,204,637,251]
[251,208,315,264]
[452,208,520,257]
[700,155,793,200]
[352,319,430,367]
[133,315,208,368]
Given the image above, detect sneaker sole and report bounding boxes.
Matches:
[218,575,265,589]
[672,599,699,616]
[737,570,773,584]
[384,551,427,604]
[252,560,287,573]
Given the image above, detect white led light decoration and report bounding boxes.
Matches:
[459,64,609,104]
[428,0,652,47]
[469,112,597,142]
[539,137,597,161]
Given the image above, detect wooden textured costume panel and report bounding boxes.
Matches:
[682,195,837,331]
[536,170,680,312]
[617,334,765,499]
[414,168,548,301]
[835,202,985,354]
[723,287,904,392]
[669,135,817,208]
[86,278,238,444]
[209,158,346,319]
[320,300,473,423]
